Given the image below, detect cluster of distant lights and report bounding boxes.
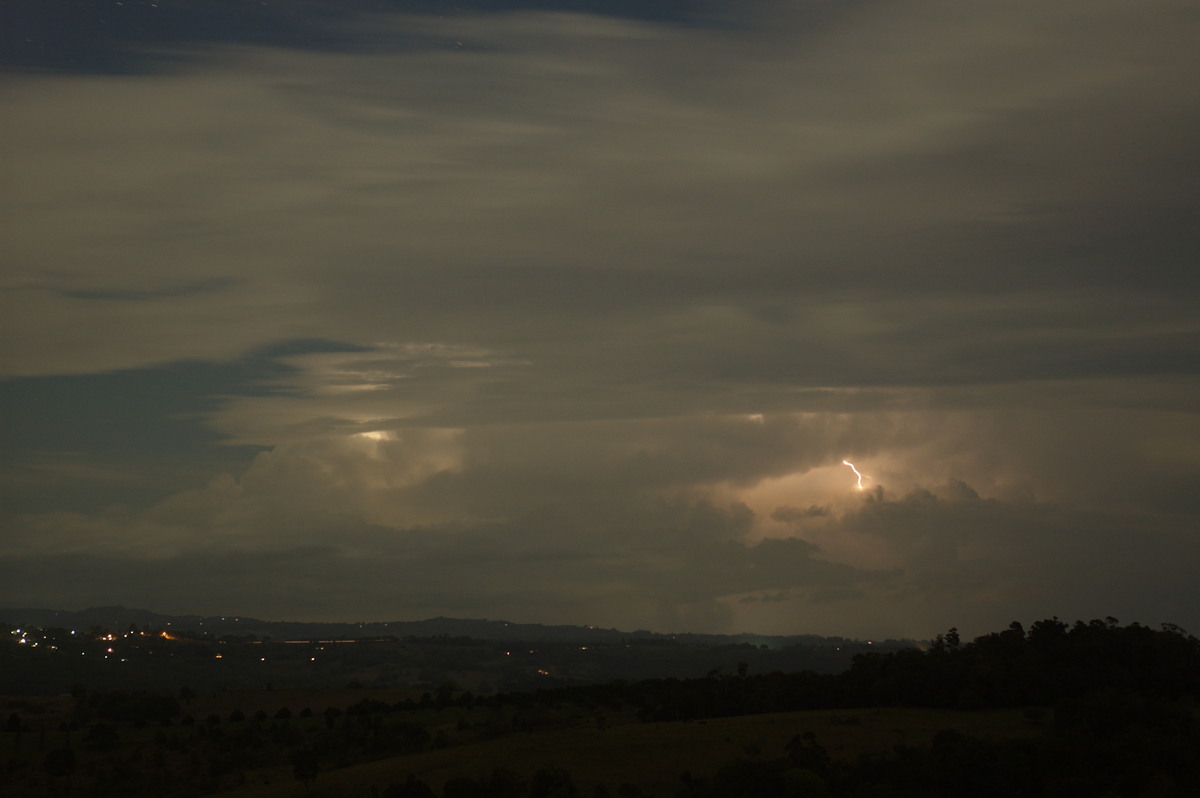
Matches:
[13,626,82,648]
[8,625,338,666]
[9,626,183,662]
[12,625,610,676]
[11,627,104,660]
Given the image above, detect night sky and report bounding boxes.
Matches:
[3,0,1198,639]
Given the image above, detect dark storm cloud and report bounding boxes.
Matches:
[771,505,830,524]
[53,276,237,302]
[0,0,714,74]
[2,0,1198,637]
[8,468,1194,638]
[2,0,358,74]
[0,361,264,515]
[7,1,1198,387]
[0,340,364,517]
[0,501,885,631]
[815,483,1200,635]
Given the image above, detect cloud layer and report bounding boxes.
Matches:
[2,1,1198,638]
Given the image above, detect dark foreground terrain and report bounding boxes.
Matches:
[3,617,1198,797]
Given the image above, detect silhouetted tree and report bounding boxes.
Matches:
[443,776,486,798]
[44,747,76,793]
[292,748,319,790]
[785,732,831,774]
[487,768,527,798]
[530,767,578,798]
[382,774,436,798]
[84,723,119,750]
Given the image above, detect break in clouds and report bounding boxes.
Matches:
[2,1,1199,639]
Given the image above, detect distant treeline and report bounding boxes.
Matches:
[476,617,1199,722]
[661,619,1200,797]
[408,617,1200,797]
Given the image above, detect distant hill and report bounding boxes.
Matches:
[0,605,914,696]
[0,605,901,649]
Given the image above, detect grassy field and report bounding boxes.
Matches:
[223,705,1047,798]
[183,687,430,720]
[0,690,1050,797]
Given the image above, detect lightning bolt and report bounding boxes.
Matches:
[842,460,865,490]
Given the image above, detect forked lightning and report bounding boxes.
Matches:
[843,460,865,490]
